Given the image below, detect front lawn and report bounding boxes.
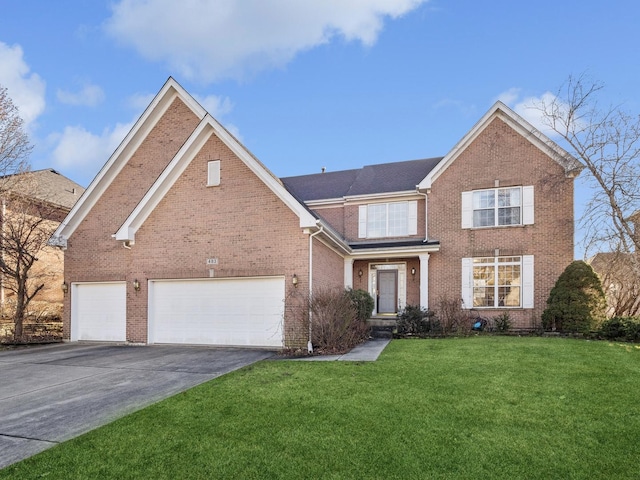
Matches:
[2,337,639,479]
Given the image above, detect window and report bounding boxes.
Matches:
[462,186,534,228]
[462,255,534,309]
[358,201,417,238]
[207,160,221,186]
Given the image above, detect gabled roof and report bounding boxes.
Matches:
[282,157,441,202]
[115,113,317,243]
[418,101,583,190]
[51,77,317,248]
[3,169,84,210]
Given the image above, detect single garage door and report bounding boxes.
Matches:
[71,282,127,341]
[148,276,285,347]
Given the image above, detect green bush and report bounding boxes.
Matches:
[492,312,512,333]
[345,288,375,322]
[397,305,438,336]
[599,316,640,342]
[541,260,607,333]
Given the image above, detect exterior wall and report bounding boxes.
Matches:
[427,117,575,328]
[313,207,345,237]
[312,238,344,291]
[64,98,311,347]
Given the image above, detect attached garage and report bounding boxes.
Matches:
[71,282,127,341]
[148,276,285,347]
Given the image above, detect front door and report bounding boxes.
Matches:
[377,270,398,314]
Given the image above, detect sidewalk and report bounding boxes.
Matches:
[289,338,391,362]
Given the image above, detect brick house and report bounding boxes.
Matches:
[50,78,582,349]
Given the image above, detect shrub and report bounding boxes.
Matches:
[397,305,438,336]
[599,316,640,342]
[345,288,375,322]
[542,260,607,333]
[493,312,512,333]
[310,288,370,353]
[435,296,473,334]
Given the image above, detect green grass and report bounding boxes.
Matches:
[3,337,640,479]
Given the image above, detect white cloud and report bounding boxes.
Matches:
[50,122,132,180]
[57,82,105,107]
[105,0,428,82]
[0,42,46,129]
[194,94,234,117]
[496,88,570,138]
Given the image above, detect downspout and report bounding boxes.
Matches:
[307,224,324,353]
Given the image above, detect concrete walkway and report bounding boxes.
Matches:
[289,337,391,361]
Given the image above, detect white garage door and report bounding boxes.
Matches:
[71,282,126,341]
[148,276,285,347]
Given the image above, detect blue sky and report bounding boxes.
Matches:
[1,0,639,257]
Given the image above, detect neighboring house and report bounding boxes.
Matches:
[590,251,640,317]
[50,78,582,349]
[1,169,84,314]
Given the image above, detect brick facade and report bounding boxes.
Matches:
[56,80,579,347]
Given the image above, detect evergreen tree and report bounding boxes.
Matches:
[542,260,606,333]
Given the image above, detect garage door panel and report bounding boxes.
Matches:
[149,277,284,347]
[72,283,126,342]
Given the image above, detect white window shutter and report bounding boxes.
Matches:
[358,205,367,238]
[408,200,418,235]
[207,160,221,186]
[522,186,534,225]
[461,191,473,229]
[522,255,534,308]
[461,257,473,309]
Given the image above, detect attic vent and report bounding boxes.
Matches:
[208,160,221,186]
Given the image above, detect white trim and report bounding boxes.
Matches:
[522,255,535,308]
[522,186,534,225]
[419,254,430,309]
[207,160,221,187]
[461,191,473,229]
[461,258,473,309]
[51,78,207,246]
[114,115,317,243]
[418,101,582,190]
[344,257,354,289]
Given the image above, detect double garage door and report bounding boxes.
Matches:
[71,277,285,347]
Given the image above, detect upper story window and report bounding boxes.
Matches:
[358,200,417,238]
[462,186,534,229]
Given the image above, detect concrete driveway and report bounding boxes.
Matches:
[0,343,274,469]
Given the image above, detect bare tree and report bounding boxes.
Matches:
[0,86,31,181]
[0,85,46,340]
[532,75,640,315]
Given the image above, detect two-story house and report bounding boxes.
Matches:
[51,78,582,349]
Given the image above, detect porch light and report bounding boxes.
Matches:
[411,267,416,277]
[133,279,141,291]
[358,269,363,277]
[61,282,68,294]
[292,274,298,287]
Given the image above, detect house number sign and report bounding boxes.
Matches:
[206,258,219,265]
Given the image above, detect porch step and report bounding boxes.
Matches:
[366,317,397,339]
